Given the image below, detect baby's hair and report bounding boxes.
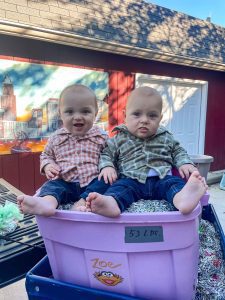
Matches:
[59,84,98,112]
[127,86,162,112]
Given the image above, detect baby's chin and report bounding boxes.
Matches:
[134,132,155,139]
[70,127,91,137]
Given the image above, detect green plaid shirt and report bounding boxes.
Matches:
[99,124,193,183]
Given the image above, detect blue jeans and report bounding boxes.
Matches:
[39,178,110,205]
[104,176,186,212]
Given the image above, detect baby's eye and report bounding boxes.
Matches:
[65,110,73,114]
[132,111,141,117]
[148,113,158,119]
[83,110,91,114]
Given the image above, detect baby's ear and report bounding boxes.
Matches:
[159,113,163,122]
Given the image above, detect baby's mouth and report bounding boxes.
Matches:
[139,127,148,132]
[73,123,84,127]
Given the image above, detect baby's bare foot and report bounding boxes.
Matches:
[71,199,87,212]
[71,204,87,212]
[86,192,121,217]
[17,195,57,216]
[173,171,208,214]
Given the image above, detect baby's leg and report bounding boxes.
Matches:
[17,194,58,216]
[86,192,121,217]
[70,198,87,212]
[173,171,208,214]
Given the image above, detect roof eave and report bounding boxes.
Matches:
[1,20,225,72]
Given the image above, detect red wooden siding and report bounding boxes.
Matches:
[108,72,135,133]
[33,152,46,192]
[1,154,19,188]
[18,153,35,194]
[0,152,46,194]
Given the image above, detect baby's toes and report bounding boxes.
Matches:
[77,206,87,212]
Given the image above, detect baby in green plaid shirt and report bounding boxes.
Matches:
[86,86,208,217]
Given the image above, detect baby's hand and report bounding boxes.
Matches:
[44,163,61,180]
[178,164,198,179]
[98,167,117,185]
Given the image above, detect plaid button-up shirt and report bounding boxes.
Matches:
[40,126,107,187]
[99,124,193,183]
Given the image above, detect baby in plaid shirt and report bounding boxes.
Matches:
[17,84,110,216]
[86,86,208,217]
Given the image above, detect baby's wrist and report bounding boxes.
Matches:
[43,164,50,172]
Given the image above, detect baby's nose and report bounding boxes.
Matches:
[73,113,82,119]
[140,115,149,123]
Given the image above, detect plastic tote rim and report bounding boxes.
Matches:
[36,204,201,224]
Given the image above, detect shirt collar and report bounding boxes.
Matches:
[112,124,169,137]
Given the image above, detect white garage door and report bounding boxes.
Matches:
[136,74,208,155]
